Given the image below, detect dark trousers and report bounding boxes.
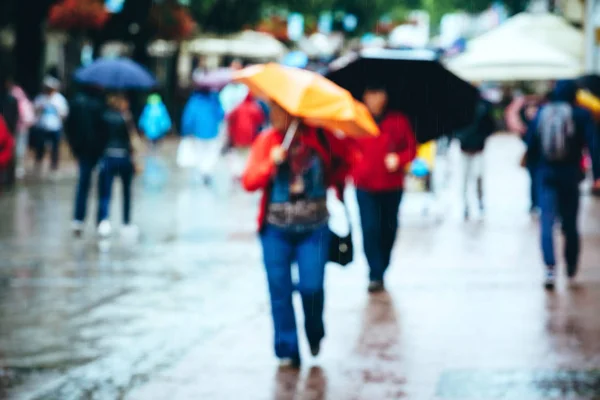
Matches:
[356,189,403,282]
[260,224,330,360]
[97,156,134,225]
[537,168,580,275]
[34,129,61,170]
[74,159,96,222]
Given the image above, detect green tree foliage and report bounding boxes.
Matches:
[189,0,265,33]
[188,0,527,34]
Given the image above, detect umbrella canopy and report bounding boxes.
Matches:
[577,75,600,98]
[468,12,584,62]
[187,31,287,60]
[445,33,582,82]
[327,48,478,143]
[233,63,379,137]
[75,58,156,90]
[577,89,600,121]
[193,68,233,91]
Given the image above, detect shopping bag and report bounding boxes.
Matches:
[176,137,197,168]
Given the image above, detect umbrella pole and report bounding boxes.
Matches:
[281,118,300,151]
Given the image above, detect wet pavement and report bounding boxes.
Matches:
[2,136,600,399]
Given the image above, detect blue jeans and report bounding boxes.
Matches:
[97,156,134,224]
[527,164,538,210]
[74,159,96,222]
[537,168,580,275]
[260,224,330,360]
[356,189,403,282]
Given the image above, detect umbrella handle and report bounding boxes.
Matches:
[281,118,300,151]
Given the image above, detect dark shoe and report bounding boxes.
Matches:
[544,270,556,291]
[368,280,385,293]
[567,265,578,279]
[310,342,321,357]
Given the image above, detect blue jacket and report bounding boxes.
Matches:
[525,80,599,180]
[181,92,224,140]
[181,92,225,139]
[139,99,171,141]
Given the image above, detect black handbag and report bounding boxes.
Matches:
[328,210,354,267]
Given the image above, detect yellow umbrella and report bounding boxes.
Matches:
[577,89,600,122]
[233,63,379,138]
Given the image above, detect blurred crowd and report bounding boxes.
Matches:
[0,53,599,369]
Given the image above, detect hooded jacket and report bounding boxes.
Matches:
[181,91,224,140]
[66,91,105,161]
[139,94,172,141]
[525,80,599,179]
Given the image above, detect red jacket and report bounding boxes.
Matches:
[0,116,14,167]
[227,95,265,148]
[352,111,417,192]
[242,126,356,231]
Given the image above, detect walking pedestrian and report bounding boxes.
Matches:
[0,73,18,187]
[96,93,139,238]
[352,85,417,293]
[226,93,264,181]
[181,89,224,185]
[455,98,496,219]
[138,93,171,150]
[524,80,600,290]
[242,101,354,368]
[32,76,69,177]
[7,78,35,179]
[65,86,105,236]
[0,115,15,182]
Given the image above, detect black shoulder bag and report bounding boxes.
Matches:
[316,129,354,267]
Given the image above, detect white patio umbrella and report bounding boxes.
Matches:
[446,33,582,81]
[468,12,584,62]
[228,31,287,59]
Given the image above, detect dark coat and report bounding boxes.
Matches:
[66,92,105,162]
[455,99,496,153]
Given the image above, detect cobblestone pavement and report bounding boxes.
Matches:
[1,136,600,399]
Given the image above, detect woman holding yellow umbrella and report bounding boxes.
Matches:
[238,64,378,368]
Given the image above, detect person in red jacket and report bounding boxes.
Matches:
[242,101,354,368]
[226,93,265,181]
[0,115,15,188]
[352,85,417,293]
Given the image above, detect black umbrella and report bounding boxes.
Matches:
[327,48,479,143]
[577,75,600,98]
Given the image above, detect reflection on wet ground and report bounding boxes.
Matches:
[1,136,600,399]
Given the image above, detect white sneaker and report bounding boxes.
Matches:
[72,220,84,237]
[97,220,112,238]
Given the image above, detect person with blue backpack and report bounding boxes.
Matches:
[525,80,600,290]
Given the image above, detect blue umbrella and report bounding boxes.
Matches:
[75,58,156,90]
[282,51,309,69]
